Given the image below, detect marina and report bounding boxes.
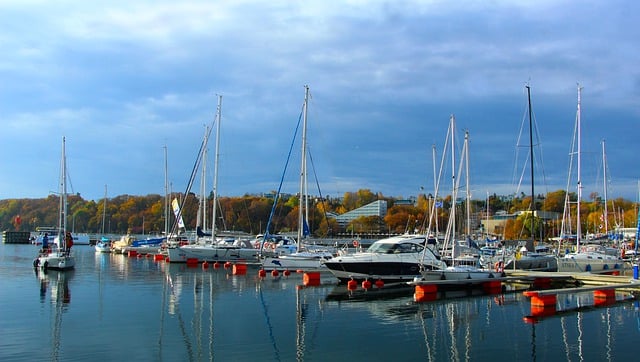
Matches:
[2,240,640,361]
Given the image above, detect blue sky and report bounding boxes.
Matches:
[1,0,638,202]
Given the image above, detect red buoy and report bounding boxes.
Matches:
[283,269,291,277]
[362,279,372,290]
[271,269,279,277]
[303,272,321,286]
[202,261,209,269]
[213,262,220,268]
[258,269,267,278]
[375,279,384,289]
[233,264,247,275]
[223,261,232,269]
[347,279,357,290]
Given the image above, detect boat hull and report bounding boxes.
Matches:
[557,256,624,273]
[34,253,75,270]
[420,267,503,282]
[167,245,260,263]
[323,260,443,284]
[262,251,333,272]
[505,254,558,272]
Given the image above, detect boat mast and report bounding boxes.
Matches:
[576,84,583,250]
[527,84,535,251]
[211,95,222,237]
[59,136,67,250]
[298,85,309,245]
[199,125,209,237]
[602,140,609,235]
[464,130,471,239]
[432,144,438,236]
[450,115,456,243]
[101,185,107,235]
[164,145,169,238]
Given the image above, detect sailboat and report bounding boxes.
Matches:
[503,85,557,271]
[557,85,624,273]
[94,185,111,253]
[415,116,501,284]
[167,95,260,264]
[261,85,336,272]
[33,137,75,271]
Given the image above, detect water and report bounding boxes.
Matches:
[1,243,639,361]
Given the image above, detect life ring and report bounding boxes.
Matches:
[494,261,504,273]
[353,240,360,248]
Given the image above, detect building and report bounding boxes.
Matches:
[335,200,388,228]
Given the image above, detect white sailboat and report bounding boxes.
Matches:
[557,85,624,273]
[33,137,75,271]
[417,115,501,283]
[261,85,335,272]
[167,95,260,263]
[94,185,111,253]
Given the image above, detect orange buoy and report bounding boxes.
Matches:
[347,279,358,290]
[375,279,384,289]
[283,269,291,277]
[233,264,247,275]
[258,269,267,278]
[271,269,280,277]
[414,284,438,303]
[361,279,372,290]
[303,272,321,286]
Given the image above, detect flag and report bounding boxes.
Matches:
[171,198,185,229]
[435,201,443,208]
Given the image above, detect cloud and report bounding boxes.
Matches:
[0,0,638,202]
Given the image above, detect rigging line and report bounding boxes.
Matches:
[241,198,254,234]
[260,109,304,254]
[307,147,331,236]
[170,122,213,237]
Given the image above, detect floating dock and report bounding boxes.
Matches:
[2,231,31,244]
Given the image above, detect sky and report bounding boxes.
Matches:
[1,0,639,203]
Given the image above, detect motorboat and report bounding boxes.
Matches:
[323,234,447,284]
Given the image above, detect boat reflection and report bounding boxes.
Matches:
[35,269,72,360]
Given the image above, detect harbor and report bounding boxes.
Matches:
[2,240,640,361]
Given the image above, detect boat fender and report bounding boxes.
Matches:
[33,259,40,268]
[603,264,609,270]
[494,261,504,273]
[43,260,49,269]
[353,240,359,248]
[585,264,591,272]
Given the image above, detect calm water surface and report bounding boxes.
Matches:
[1,242,639,361]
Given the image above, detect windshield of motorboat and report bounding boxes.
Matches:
[368,241,424,254]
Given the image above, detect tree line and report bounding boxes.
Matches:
[0,189,637,241]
